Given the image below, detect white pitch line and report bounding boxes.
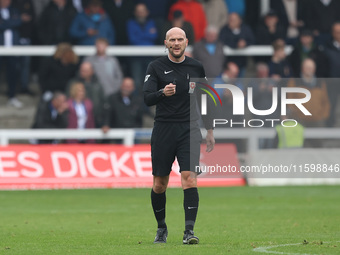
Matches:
[253,241,339,255]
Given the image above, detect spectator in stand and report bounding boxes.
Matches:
[268,39,292,79]
[325,23,340,77]
[224,0,245,17]
[31,0,49,21]
[287,58,330,128]
[103,77,146,131]
[127,3,157,88]
[213,62,245,152]
[250,62,281,148]
[0,0,29,108]
[219,13,255,49]
[255,10,285,64]
[248,62,281,149]
[213,62,243,97]
[305,0,340,46]
[67,82,95,143]
[84,37,123,98]
[138,0,174,22]
[39,43,79,95]
[289,29,329,78]
[270,0,308,45]
[251,63,279,120]
[161,10,194,45]
[12,0,35,96]
[202,0,228,32]
[324,22,340,127]
[138,0,175,44]
[219,12,255,77]
[102,0,135,74]
[33,0,85,22]
[37,0,77,45]
[102,0,135,45]
[256,10,285,46]
[31,91,69,143]
[69,0,115,45]
[244,0,262,33]
[127,3,157,46]
[67,0,90,13]
[192,25,225,78]
[67,62,106,129]
[168,0,207,42]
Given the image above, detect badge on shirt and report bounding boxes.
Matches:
[188,82,196,94]
[144,74,150,82]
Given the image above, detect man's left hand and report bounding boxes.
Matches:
[206,129,215,152]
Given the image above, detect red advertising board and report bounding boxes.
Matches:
[0,144,245,190]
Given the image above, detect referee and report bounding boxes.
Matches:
[143,27,215,244]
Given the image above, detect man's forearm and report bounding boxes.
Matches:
[144,90,164,106]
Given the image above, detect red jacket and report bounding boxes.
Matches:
[168,0,207,42]
[67,98,95,143]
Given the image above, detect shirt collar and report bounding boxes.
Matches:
[168,55,186,64]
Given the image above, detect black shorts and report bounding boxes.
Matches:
[151,121,202,176]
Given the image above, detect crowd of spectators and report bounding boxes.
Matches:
[1,0,340,144]
[31,38,151,143]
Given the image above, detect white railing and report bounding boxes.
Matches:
[0,129,135,146]
[0,128,339,152]
[0,45,293,56]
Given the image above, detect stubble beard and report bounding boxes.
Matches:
[170,48,185,60]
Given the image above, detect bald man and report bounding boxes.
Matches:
[143,27,215,244]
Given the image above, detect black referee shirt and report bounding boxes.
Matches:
[143,56,213,130]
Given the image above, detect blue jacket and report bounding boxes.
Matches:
[225,0,245,17]
[0,6,22,45]
[69,11,115,45]
[127,18,157,45]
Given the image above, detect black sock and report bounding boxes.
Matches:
[183,187,199,231]
[151,189,167,229]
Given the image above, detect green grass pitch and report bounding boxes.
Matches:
[0,186,339,255]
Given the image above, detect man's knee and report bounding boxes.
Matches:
[181,172,197,189]
[153,176,169,193]
[153,183,167,193]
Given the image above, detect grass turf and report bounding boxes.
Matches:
[0,186,339,255]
